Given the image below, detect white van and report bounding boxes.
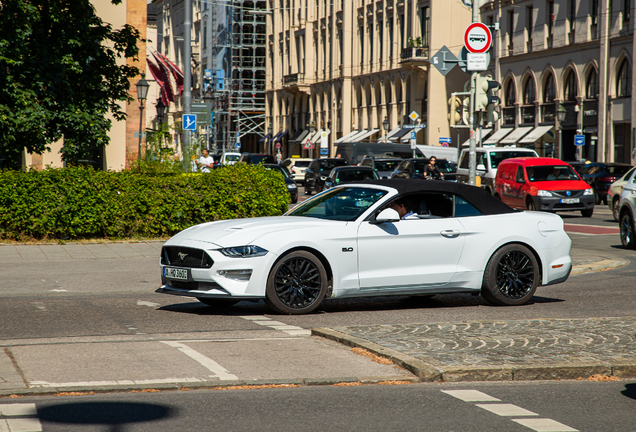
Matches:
[455,147,539,195]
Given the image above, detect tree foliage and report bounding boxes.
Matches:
[0,0,142,167]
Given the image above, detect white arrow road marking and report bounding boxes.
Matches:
[161,341,238,380]
[137,300,160,308]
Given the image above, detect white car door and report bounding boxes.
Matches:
[356,217,465,290]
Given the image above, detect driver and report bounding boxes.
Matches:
[423,156,444,180]
[388,197,419,220]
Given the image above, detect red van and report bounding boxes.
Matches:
[494,157,595,217]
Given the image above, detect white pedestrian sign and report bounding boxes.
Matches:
[183,114,197,131]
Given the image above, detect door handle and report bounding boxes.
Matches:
[440,230,460,238]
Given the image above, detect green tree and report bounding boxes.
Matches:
[0,0,143,168]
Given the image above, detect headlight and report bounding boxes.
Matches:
[583,188,594,195]
[218,245,268,258]
[537,190,553,197]
[287,183,297,189]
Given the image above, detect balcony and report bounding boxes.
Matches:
[400,47,428,64]
[282,73,310,93]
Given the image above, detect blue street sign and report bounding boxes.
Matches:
[320,148,328,155]
[574,135,585,146]
[410,131,416,140]
[235,143,241,149]
[439,137,452,144]
[183,114,197,131]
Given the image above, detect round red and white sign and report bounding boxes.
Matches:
[464,23,492,53]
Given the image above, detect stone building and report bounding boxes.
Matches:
[481,0,636,164]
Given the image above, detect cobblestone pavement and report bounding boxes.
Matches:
[314,317,636,382]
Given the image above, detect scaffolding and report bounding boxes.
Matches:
[209,0,267,151]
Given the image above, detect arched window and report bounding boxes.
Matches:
[543,75,555,103]
[586,69,599,99]
[505,80,516,106]
[523,79,536,104]
[564,70,578,101]
[617,59,632,97]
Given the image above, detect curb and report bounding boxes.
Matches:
[570,259,629,276]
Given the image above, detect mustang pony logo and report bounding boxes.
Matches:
[178,252,188,260]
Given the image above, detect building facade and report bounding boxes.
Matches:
[481,0,636,164]
[267,0,473,159]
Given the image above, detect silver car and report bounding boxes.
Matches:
[618,168,636,249]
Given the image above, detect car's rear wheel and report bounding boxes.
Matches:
[481,244,539,306]
[197,298,239,307]
[612,197,621,221]
[593,188,601,205]
[620,212,636,249]
[581,208,594,217]
[265,251,328,314]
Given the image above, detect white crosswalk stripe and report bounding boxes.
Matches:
[0,404,42,432]
[241,315,312,336]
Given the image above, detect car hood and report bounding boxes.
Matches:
[529,180,590,190]
[167,216,341,248]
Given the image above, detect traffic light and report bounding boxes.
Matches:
[475,77,501,113]
[485,79,501,127]
[448,95,470,126]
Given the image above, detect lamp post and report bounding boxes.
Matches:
[382,116,389,142]
[267,121,273,154]
[156,99,167,125]
[308,121,316,157]
[136,73,150,159]
[556,104,567,159]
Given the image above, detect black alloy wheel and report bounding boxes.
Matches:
[481,244,539,306]
[265,251,328,314]
[620,212,636,249]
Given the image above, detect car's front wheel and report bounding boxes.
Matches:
[481,244,539,306]
[620,212,636,249]
[581,208,594,217]
[526,198,536,211]
[612,197,621,221]
[265,250,328,314]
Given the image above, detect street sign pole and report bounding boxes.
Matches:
[467,1,486,186]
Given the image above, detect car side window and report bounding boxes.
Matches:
[309,161,318,171]
[459,153,469,169]
[396,160,407,171]
[454,196,483,217]
[360,159,371,167]
[515,166,525,183]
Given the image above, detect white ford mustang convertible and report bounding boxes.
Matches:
[157,179,572,314]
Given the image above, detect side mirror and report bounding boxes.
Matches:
[476,164,486,171]
[290,173,296,178]
[370,208,400,224]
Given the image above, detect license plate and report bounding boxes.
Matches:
[164,267,188,280]
[560,198,579,204]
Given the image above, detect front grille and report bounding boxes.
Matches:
[551,190,585,198]
[166,280,224,291]
[161,246,214,268]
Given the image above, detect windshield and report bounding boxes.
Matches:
[335,169,378,182]
[319,160,348,172]
[489,151,537,169]
[294,161,311,168]
[431,159,455,173]
[225,154,240,162]
[375,160,401,171]
[287,187,388,221]
[526,165,580,182]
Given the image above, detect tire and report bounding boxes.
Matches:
[494,193,501,200]
[612,197,621,222]
[581,208,594,217]
[593,188,601,205]
[197,298,239,307]
[481,244,539,306]
[526,199,536,211]
[620,212,636,249]
[265,251,328,314]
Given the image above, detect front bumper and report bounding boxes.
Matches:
[530,195,595,212]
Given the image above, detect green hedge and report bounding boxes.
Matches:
[0,164,290,241]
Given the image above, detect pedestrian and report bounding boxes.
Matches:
[197,149,215,173]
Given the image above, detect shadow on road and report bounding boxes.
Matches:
[621,383,636,401]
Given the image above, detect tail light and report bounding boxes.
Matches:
[599,176,616,182]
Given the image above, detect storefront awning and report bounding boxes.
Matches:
[290,129,310,144]
[274,130,288,143]
[388,128,411,142]
[307,130,321,144]
[499,126,533,145]
[288,129,304,142]
[350,129,380,142]
[258,133,271,144]
[378,127,402,142]
[334,130,361,143]
[341,129,369,143]
[461,128,492,147]
[518,125,555,144]
[482,127,514,145]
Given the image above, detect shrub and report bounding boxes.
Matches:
[0,164,290,241]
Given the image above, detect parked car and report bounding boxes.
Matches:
[390,158,457,181]
[219,152,241,166]
[281,157,313,184]
[304,158,349,194]
[359,156,404,178]
[618,168,636,249]
[577,162,634,205]
[607,167,636,221]
[324,166,379,188]
[494,157,594,217]
[263,164,298,204]
[157,179,572,314]
[238,153,277,165]
[456,147,539,195]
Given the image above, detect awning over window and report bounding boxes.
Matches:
[378,127,402,142]
[307,130,321,144]
[258,133,271,144]
[288,129,304,142]
[290,129,310,144]
[313,129,330,143]
[388,128,412,142]
[334,130,361,143]
[341,129,369,143]
[348,129,380,142]
[274,130,288,143]
[499,126,533,145]
[461,128,492,147]
[518,125,555,144]
[483,127,513,145]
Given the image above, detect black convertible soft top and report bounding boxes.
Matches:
[356,179,516,216]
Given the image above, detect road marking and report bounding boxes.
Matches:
[441,390,501,402]
[512,418,578,431]
[49,289,67,292]
[137,300,160,308]
[564,224,619,235]
[475,403,538,416]
[0,403,41,432]
[240,316,311,336]
[32,303,46,311]
[161,341,238,380]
